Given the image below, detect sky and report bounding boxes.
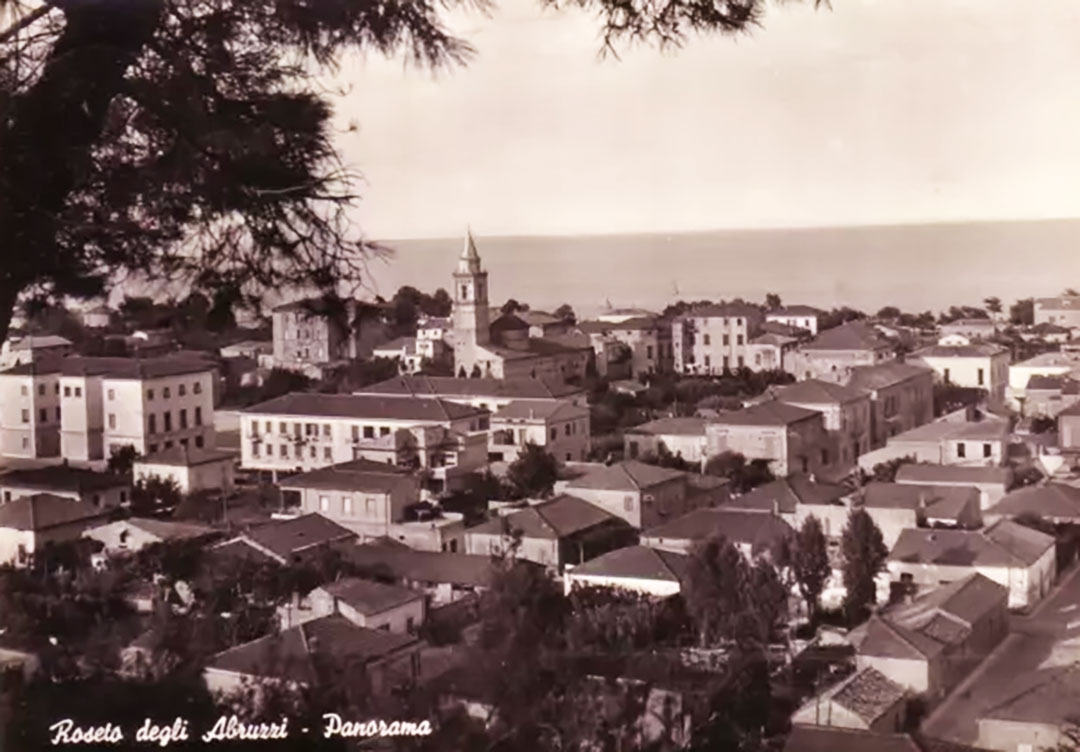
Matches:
[331,0,1080,239]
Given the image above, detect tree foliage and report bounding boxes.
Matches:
[792,515,831,622]
[862,455,915,484]
[840,509,888,624]
[704,451,774,494]
[506,442,559,498]
[106,444,140,476]
[1010,298,1035,326]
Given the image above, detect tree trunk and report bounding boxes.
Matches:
[0,0,165,344]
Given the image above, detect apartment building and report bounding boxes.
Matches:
[672,303,765,374]
[846,362,935,449]
[0,355,217,461]
[705,401,831,477]
[787,321,895,384]
[765,305,825,336]
[576,317,674,379]
[271,297,387,372]
[910,342,1010,407]
[240,393,490,491]
[489,400,590,463]
[764,379,872,468]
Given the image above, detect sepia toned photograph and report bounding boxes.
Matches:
[2,0,1080,750]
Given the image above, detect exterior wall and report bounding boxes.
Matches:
[0,372,61,458]
[624,432,708,464]
[766,313,820,336]
[0,482,127,509]
[863,507,919,549]
[671,312,765,375]
[0,518,102,567]
[566,477,688,530]
[1035,299,1080,328]
[976,718,1060,752]
[887,553,1053,609]
[60,374,104,460]
[789,348,893,384]
[781,396,872,468]
[863,371,935,448]
[293,485,411,536]
[1009,363,1074,391]
[134,459,235,494]
[706,414,830,477]
[279,588,425,634]
[854,655,929,694]
[941,437,1006,466]
[466,531,561,568]
[793,504,855,541]
[791,696,904,733]
[84,520,168,554]
[913,353,1010,406]
[103,371,215,457]
[489,412,590,463]
[1061,414,1080,449]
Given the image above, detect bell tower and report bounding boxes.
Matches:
[452,229,490,349]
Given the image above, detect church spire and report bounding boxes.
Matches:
[457,227,482,274]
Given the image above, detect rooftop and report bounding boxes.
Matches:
[205,614,416,685]
[563,460,687,493]
[244,392,487,422]
[123,517,216,542]
[356,374,584,400]
[279,459,415,495]
[136,445,236,468]
[8,334,73,350]
[782,727,921,752]
[1035,295,1080,310]
[569,545,689,585]
[847,362,933,391]
[915,344,1008,358]
[320,577,423,615]
[889,519,1053,568]
[802,320,892,352]
[771,378,867,405]
[822,666,908,726]
[768,305,825,317]
[577,316,661,333]
[624,416,708,437]
[677,302,761,320]
[0,465,128,493]
[887,419,1008,443]
[2,353,217,379]
[467,494,623,540]
[0,493,110,531]
[725,474,852,515]
[861,483,979,520]
[493,400,589,423]
[709,400,821,427]
[986,483,1080,521]
[373,336,417,355]
[242,514,357,562]
[1013,352,1080,369]
[895,464,1012,486]
[344,544,512,588]
[642,507,794,551]
[941,318,997,329]
[981,663,1080,725]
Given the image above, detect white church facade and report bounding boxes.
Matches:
[451,233,591,383]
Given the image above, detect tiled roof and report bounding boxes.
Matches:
[490,313,530,331]
[206,614,416,684]
[915,344,1008,358]
[889,520,1053,568]
[125,517,215,541]
[624,417,708,437]
[321,577,422,615]
[242,514,357,562]
[986,483,1080,521]
[279,461,416,495]
[643,507,794,551]
[772,378,867,405]
[0,493,109,531]
[0,466,128,493]
[898,572,1007,628]
[1014,352,1080,368]
[2,353,216,379]
[847,362,933,391]
[493,400,589,422]
[344,544,508,588]
[374,336,417,354]
[750,333,799,347]
[137,446,236,467]
[8,334,72,350]
[677,302,761,319]
[852,615,947,660]
[782,727,921,752]
[709,400,821,427]
[861,483,978,521]
[243,392,486,422]
[825,667,908,725]
[357,374,583,400]
[569,546,689,584]
[726,475,851,515]
[768,305,825,317]
[577,316,660,334]
[941,318,996,329]
[517,310,562,327]
[761,321,805,337]
[895,464,1011,487]
[887,420,1008,443]
[564,460,687,492]
[467,495,622,540]
[802,321,890,352]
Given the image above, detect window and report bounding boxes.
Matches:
[147,388,154,400]
[20,409,28,424]
[821,448,829,465]
[736,335,744,346]
[319,495,330,512]
[179,384,186,396]
[19,385,27,396]
[148,414,157,433]
[737,356,744,368]
[149,443,158,453]
[550,428,557,441]
[251,442,260,457]
[194,407,202,426]
[324,447,332,460]
[322,424,331,437]
[957,442,966,458]
[107,389,115,400]
[64,385,71,397]
[39,408,47,423]
[195,435,204,448]
[564,424,571,436]
[566,453,572,461]
[163,387,171,398]
[279,444,288,457]
[380,426,390,436]
[406,617,416,634]
[944,368,951,383]
[624,495,634,511]
[309,445,316,458]
[703,334,711,346]
[983,443,992,458]
[343,497,353,516]
[978,368,985,386]
[108,414,116,429]
[55,407,60,420]
[363,426,375,439]
[279,422,287,434]
[21,437,28,450]
[722,335,730,346]
[647,345,654,359]
[74,387,82,397]
[351,425,360,441]
[163,412,172,431]
[179,409,188,429]
[193,382,202,394]
[164,441,173,449]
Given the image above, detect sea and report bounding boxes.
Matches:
[365,218,1080,320]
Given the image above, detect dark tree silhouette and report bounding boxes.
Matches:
[840,508,888,624]
[506,442,559,499]
[792,515,831,623]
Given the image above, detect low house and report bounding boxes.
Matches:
[557,460,695,530]
[850,573,1008,699]
[787,321,896,385]
[860,483,982,548]
[764,379,873,469]
[488,400,591,463]
[894,464,1013,511]
[0,466,129,509]
[0,334,74,368]
[705,401,832,477]
[203,614,421,704]
[984,482,1080,525]
[1007,352,1080,410]
[724,474,856,541]
[887,520,1055,609]
[277,459,465,552]
[782,727,924,752]
[563,545,689,597]
[847,363,935,449]
[85,517,216,555]
[228,513,358,565]
[344,543,509,605]
[640,507,794,560]
[464,494,633,570]
[790,666,907,733]
[766,305,825,336]
[1021,375,1080,418]
[133,446,237,495]
[278,577,426,633]
[219,340,273,360]
[858,420,1010,472]
[624,417,709,465]
[976,663,1080,752]
[0,493,112,567]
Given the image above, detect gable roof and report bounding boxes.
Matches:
[642,507,794,551]
[895,464,1012,487]
[243,392,486,422]
[783,727,921,752]
[710,400,821,427]
[847,362,933,391]
[768,305,825,317]
[344,544,509,588]
[897,572,1007,627]
[887,420,1008,443]
[467,495,622,540]
[321,577,423,615]
[357,374,584,401]
[564,460,687,492]
[279,460,416,495]
[0,493,109,531]
[915,344,1008,358]
[986,483,1080,521]
[853,614,947,660]
[726,474,851,515]
[137,445,236,468]
[803,321,890,352]
[124,517,215,542]
[772,378,867,405]
[817,667,908,726]
[493,400,589,422]
[624,417,708,437]
[241,514,357,562]
[490,313,530,331]
[8,334,72,350]
[0,466,128,493]
[889,520,1053,569]
[569,546,689,585]
[861,483,979,520]
[205,614,416,685]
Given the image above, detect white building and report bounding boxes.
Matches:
[1007,352,1080,410]
[671,303,764,374]
[0,493,111,567]
[133,446,237,495]
[0,465,130,509]
[1035,296,1080,327]
[0,335,74,369]
[765,305,825,336]
[488,400,591,463]
[355,374,588,411]
[910,342,1010,406]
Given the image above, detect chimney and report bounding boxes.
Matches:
[771,499,780,517]
[918,492,927,510]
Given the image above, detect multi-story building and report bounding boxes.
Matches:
[846,362,935,449]
[764,379,872,468]
[910,341,1010,407]
[765,305,825,336]
[558,461,698,530]
[0,355,217,461]
[624,417,709,465]
[0,335,74,370]
[705,401,831,477]
[672,303,765,374]
[1007,352,1080,411]
[271,297,387,373]
[857,418,1010,472]
[488,400,590,463]
[577,317,674,379]
[240,393,490,492]
[1035,295,1080,327]
[355,374,588,411]
[746,332,800,372]
[787,321,895,384]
